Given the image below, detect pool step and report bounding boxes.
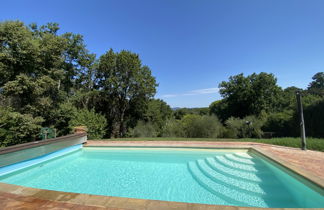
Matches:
[205,157,263,182]
[196,159,266,196]
[213,155,289,188]
[215,156,264,172]
[232,153,254,160]
[209,157,275,181]
[198,159,288,198]
[224,154,259,165]
[224,154,269,168]
[188,161,267,207]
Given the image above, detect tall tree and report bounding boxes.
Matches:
[308,72,324,96]
[0,20,96,127]
[144,99,172,130]
[97,49,157,137]
[215,72,281,119]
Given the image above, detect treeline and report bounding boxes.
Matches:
[132,72,323,139]
[0,21,157,146]
[1,20,323,147]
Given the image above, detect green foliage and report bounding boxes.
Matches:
[225,116,264,138]
[2,74,59,118]
[1,20,324,146]
[303,99,324,138]
[174,114,224,138]
[308,72,324,96]
[50,103,107,139]
[0,20,159,145]
[97,49,157,138]
[51,102,77,136]
[277,86,302,110]
[262,111,294,137]
[209,99,229,122]
[127,121,158,138]
[174,107,209,120]
[143,99,172,135]
[0,106,43,147]
[162,115,224,138]
[217,72,282,120]
[161,119,184,137]
[70,109,107,140]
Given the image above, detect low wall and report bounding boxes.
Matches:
[0,133,87,168]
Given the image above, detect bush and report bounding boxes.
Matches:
[303,100,324,138]
[70,108,107,140]
[225,116,263,138]
[0,106,43,147]
[52,102,77,136]
[263,111,294,137]
[127,121,158,137]
[180,114,224,138]
[161,119,184,137]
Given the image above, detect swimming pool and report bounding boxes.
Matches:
[0,146,323,208]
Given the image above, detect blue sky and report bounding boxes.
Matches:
[1,0,324,107]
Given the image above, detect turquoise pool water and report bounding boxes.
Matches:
[0,146,323,208]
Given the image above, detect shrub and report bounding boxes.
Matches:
[303,99,324,138]
[180,114,224,138]
[52,102,77,136]
[225,116,263,138]
[0,106,43,147]
[69,108,107,140]
[161,119,184,137]
[127,121,158,137]
[263,111,294,137]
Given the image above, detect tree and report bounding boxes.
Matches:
[308,72,324,96]
[70,109,107,140]
[173,107,209,120]
[217,72,282,119]
[0,21,40,86]
[0,21,95,125]
[303,100,324,137]
[97,49,157,137]
[0,106,43,147]
[143,99,172,134]
[209,99,229,122]
[0,20,162,144]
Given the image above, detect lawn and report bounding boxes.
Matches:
[102,137,324,152]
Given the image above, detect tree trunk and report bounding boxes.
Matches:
[119,104,127,137]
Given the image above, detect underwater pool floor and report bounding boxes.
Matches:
[0,141,323,210]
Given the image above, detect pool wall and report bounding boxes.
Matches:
[0,133,87,168]
[0,144,82,177]
[250,150,324,207]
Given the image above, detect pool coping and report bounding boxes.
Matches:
[0,141,323,209]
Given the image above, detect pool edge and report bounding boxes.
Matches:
[0,182,310,210]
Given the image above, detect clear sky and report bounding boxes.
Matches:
[1,0,324,107]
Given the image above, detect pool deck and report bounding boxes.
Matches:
[0,141,323,210]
